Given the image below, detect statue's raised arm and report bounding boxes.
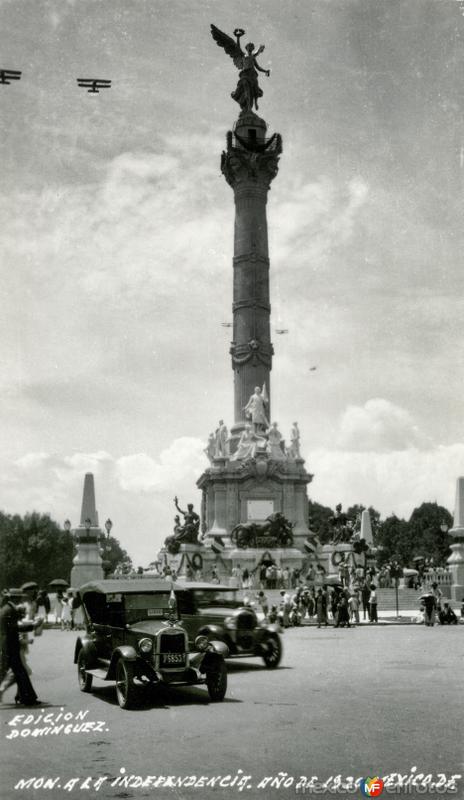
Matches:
[210,24,271,113]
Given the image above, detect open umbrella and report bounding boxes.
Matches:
[20,581,38,591]
[412,555,425,562]
[48,578,69,588]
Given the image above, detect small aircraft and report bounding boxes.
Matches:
[77,78,112,94]
[0,69,21,85]
[221,322,233,328]
[309,366,317,371]
[275,328,288,334]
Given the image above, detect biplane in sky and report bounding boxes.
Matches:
[76,78,112,94]
[0,69,21,85]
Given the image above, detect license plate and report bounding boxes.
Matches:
[162,653,184,665]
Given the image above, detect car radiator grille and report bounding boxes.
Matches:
[158,631,186,668]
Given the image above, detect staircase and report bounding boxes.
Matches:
[377,588,429,611]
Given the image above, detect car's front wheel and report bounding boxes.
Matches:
[262,634,282,668]
[206,660,227,702]
[115,659,138,709]
[77,650,93,693]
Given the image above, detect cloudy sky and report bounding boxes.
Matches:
[1,0,463,566]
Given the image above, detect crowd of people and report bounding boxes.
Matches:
[246,580,380,630]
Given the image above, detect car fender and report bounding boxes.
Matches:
[73,636,97,665]
[107,645,138,679]
[197,624,225,640]
[207,640,229,658]
[199,650,226,674]
[256,623,281,639]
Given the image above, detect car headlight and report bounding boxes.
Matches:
[138,637,153,654]
[195,635,209,652]
[224,616,236,630]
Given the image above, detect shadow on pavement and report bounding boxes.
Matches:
[90,682,242,711]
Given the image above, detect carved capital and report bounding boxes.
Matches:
[221,147,281,190]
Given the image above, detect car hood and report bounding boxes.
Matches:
[128,620,183,636]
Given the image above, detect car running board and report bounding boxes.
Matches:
[86,667,110,680]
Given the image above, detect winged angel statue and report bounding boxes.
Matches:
[211,24,271,113]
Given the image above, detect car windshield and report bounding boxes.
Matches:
[193,589,240,608]
[120,592,176,624]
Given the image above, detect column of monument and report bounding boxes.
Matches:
[222,115,282,448]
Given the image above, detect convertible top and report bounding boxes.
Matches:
[79,578,232,596]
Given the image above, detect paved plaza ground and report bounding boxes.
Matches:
[1,625,463,800]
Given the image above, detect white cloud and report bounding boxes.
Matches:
[308,443,464,520]
[115,437,207,493]
[336,398,431,452]
[14,452,51,470]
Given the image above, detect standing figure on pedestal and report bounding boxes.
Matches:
[210,25,271,113]
[287,422,300,459]
[266,422,285,460]
[215,420,229,458]
[204,433,216,463]
[244,385,269,434]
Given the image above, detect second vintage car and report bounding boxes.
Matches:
[74,579,228,709]
[175,583,283,668]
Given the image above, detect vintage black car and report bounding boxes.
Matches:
[175,583,282,668]
[74,579,228,709]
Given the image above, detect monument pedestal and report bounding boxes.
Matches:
[447,541,464,601]
[447,479,464,601]
[197,453,312,547]
[70,537,104,587]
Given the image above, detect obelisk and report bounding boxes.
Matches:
[70,472,104,586]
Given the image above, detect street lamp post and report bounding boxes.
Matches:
[390,561,402,619]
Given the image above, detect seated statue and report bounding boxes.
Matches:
[164,498,201,553]
[231,424,266,461]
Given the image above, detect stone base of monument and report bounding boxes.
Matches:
[158,543,305,585]
[447,540,464,601]
[70,543,104,587]
[319,543,356,577]
[225,547,303,576]
[159,543,225,581]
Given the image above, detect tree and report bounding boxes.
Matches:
[307,500,333,542]
[375,514,411,566]
[407,502,453,566]
[100,535,133,576]
[0,511,134,589]
[0,511,74,591]
[375,503,453,567]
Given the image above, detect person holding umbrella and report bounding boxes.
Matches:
[49,579,68,625]
[421,592,437,627]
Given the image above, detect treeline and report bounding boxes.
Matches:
[0,511,133,592]
[308,500,453,567]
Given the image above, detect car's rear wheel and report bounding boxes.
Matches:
[115,659,138,709]
[77,650,93,693]
[262,634,282,668]
[206,660,227,702]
